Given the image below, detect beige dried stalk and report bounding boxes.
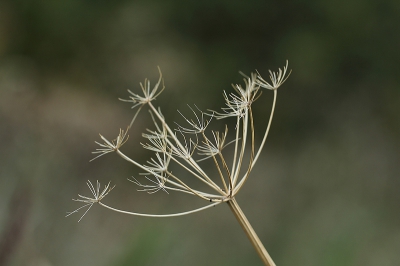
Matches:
[67,62,291,265]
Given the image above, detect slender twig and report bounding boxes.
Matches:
[227,198,276,266]
[99,201,222,217]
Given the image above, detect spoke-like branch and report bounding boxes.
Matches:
[251,89,277,168]
[232,110,249,187]
[99,201,222,217]
[231,115,241,179]
[200,132,229,193]
[234,90,277,194]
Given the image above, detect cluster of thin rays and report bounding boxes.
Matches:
[66,180,114,222]
[68,61,291,222]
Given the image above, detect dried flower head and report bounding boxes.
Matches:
[256,60,291,90]
[66,180,114,222]
[176,105,213,134]
[68,62,291,266]
[90,128,129,161]
[69,61,291,218]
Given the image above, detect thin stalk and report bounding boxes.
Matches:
[99,201,222,217]
[232,111,249,186]
[230,115,241,179]
[218,153,233,193]
[252,89,277,168]
[201,132,229,192]
[227,198,275,266]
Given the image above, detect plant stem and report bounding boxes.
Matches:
[227,198,276,266]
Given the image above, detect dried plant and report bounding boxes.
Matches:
[67,62,291,265]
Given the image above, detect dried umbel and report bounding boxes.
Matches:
[68,62,291,266]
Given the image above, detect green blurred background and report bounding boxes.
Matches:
[1,0,399,265]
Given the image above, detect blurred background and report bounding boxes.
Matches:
[1,0,399,265]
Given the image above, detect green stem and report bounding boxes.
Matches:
[227,198,276,266]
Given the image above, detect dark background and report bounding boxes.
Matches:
[1,0,399,265]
